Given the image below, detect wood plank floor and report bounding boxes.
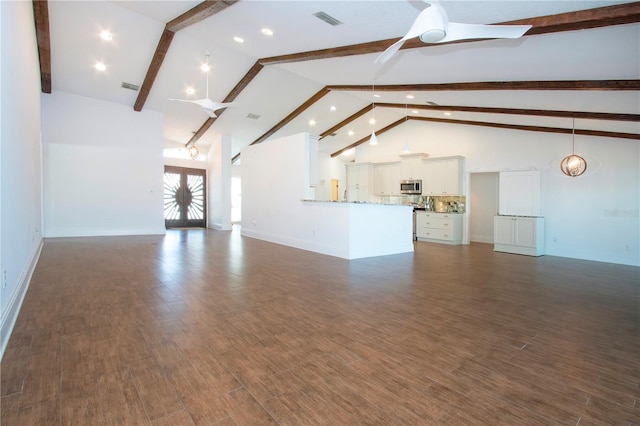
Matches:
[1,227,639,425]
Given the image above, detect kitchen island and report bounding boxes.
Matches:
[299,200,414,259]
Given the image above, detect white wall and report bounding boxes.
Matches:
[1,0,44,358]
[353,120,639,266]
[242,133,316,237]
[41,91,165,237]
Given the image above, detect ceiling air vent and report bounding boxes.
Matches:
[121,82,139,91]
[246,113,261,120]
[313,11,343,26]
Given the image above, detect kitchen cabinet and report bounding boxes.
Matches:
[494,215,544,256]
[399,153,427,181]
[374,162,401,196]
[416,212,462,245]
[346,163,374,202]
[422,156,463,195]
[498,170,540,216]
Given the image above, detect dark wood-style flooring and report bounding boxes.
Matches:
[1,228,639,425]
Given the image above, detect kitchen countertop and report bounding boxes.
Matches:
[301,199,413,207]
[414,208,465,214]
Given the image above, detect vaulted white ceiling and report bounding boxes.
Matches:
[45,1,640,159]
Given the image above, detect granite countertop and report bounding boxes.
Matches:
[301,199,413,207]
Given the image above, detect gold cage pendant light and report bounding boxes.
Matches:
[560,118,587,177]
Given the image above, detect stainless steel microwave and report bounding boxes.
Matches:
[400,179,422,195]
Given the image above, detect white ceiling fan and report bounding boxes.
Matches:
[375,1,532,64]
[169,57,234,118]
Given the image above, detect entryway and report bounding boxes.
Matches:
[163,165,206,228]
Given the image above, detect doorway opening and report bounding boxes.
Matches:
[469,172,499,243]
[331,179,340,201]
[164,165,207,228]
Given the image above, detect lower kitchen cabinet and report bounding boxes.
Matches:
[494,215,544,256]
[416,212,462,245]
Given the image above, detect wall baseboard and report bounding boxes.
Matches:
[0,239,43,360]
[44,227,166,238]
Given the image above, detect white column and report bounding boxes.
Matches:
[207,135,232,230]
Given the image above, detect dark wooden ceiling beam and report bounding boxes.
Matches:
[185,61,264,148]
[134,29,174,112]
[329,80,640,92]
[503,1,640,35]
[375,103,640,122]
[33,0,52,93]
[410,116,640,139]
[260,3,640,65]
[134,1,237,112]
[231,87,332,163]
[166,0,237,32]
[319,104,374,139]
[330,115,640,157]
[330,119,406,158]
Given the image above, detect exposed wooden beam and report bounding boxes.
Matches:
[319,104,374,139]
[185,61,264,148]
[33,0,52,94]
[329,80,640,92]
[330,115,639,157]
[331,119,406,158]
[134,29,174,112]
[260,3,640,65]
[223,61,264,103]
[503,1,640,35]
[251,88,331,146]
[166,0,237,32]
[135,1,237,112]
[410,116,640,139]
[375,103,640,122]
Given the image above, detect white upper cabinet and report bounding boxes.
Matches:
[374,162,401,196]
[422,156,464,195]
[498,171,541,216]
[399,153,427,181]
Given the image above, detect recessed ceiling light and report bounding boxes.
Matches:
[95,62,106,71]
[348,130,354,136]
[341,148,355,156]
[200,63,210,72]
[373,94,381,98]
[444,111,452,116]
[100,31,112,41]
[406,94,414,99]
[330,105,336,111]
[309,119,316,126]
[262,28,273,36]
[412,110,419,114]
[233,36,244,43]
[186,87,195,95]
[369,117,376,125]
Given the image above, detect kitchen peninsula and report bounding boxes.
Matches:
[241,132,414,260]
[300,200,414,259]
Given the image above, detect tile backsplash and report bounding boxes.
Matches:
[378,194,466,213]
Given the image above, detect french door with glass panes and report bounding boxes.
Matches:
[163,166,206,228]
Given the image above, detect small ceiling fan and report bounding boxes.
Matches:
[170,57,234,118]
[375,1,532,64]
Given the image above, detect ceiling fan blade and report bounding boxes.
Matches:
[436,22,532,43]
[203,108,217,118]
[376,2,445,64]
[168,98,193,103]
[375,38,408,64]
